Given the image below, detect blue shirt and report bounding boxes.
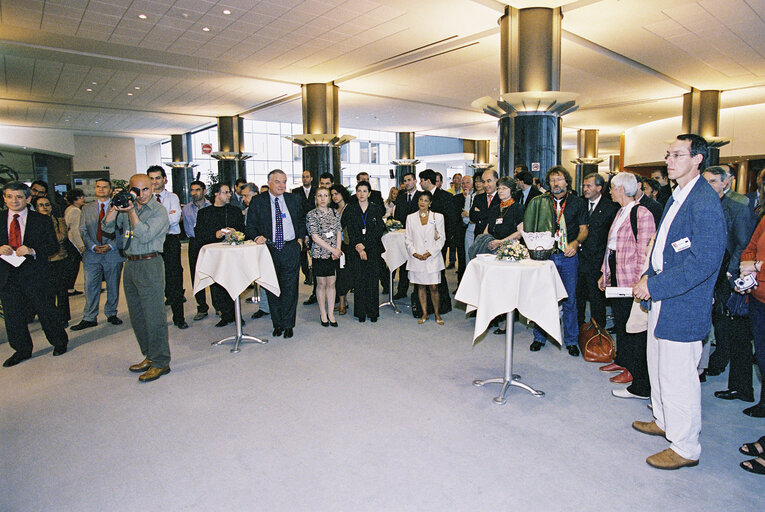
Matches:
[181,199,210,238]
[269,192,295,242]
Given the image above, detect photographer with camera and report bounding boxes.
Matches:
[102,174,171,383]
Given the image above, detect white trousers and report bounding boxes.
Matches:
[647,301,703,460]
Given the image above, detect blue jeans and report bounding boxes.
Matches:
[534,252,579,347]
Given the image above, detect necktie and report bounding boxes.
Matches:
[156,194,161,203]
[9,213,21,250]
[97,203,105,244]
[407,193,411,205]
[273,198,284,250]
[589,201,595,216]
[487,194,493,205]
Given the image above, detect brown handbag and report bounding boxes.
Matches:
[578,318,615,363]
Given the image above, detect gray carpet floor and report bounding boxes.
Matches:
[1,252,762,511]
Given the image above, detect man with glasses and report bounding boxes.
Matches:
[181,180,211,321]
[632,134,726,470]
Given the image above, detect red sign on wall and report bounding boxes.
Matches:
[201,143,212,155]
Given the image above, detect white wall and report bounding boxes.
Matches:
[624,102,765,166]
[73,135,137,181]
[0,125,75,155]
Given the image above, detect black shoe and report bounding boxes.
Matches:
[530,341,543,352]
[714,389,755,402]
[272,327,283,337]
[698,371,707,383]
[107,315,123,325]
[70,320,97,331]
[329,320,338,327]
[446,263,455,269]
[743,404,765,418]
[370,317,378,323]
[283,328,293,338]
[52,344,67,356]
[493,328,506,335]
[567,345,580,357]
[174,320,189,330]
[321,319,329,327]
[392,292,407,300]
[216,319,231,327]
[251,310,268,319]
[303,295,317,305]
[67,290,83,297]
[3,352,31,367]
[705,367,724,377]
[303,278,311,285]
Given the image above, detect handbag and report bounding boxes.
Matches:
[578,318,615,363]
[726,293,749,317]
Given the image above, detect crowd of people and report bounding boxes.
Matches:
[1,133,764,473]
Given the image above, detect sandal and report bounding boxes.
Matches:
[418,316,428,324]
[740,457,765,475]
[740,436,765,456]
[436,317,444,325]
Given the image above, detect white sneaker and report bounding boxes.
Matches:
[612,388,649,400]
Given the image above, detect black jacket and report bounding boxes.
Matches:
[578,196,619,275]
[0,209,58,289]
[245,192,306,243]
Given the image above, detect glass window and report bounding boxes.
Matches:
[359,141,369,163]
[340,143,349,163]
[267,134,282,161]
[370,143,379,164]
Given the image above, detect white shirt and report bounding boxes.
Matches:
[588,195,601,213]
[607,200,636,251]
[156,189,182,234]
[269,192,295,242]
[6,207,28,241]
[651,175,699,274]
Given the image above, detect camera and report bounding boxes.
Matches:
[734,273,758,292]
[112,187,140,208]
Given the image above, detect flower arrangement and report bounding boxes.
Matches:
[224,230,246,245]
[385,218,404,231]
[495,240,529,261]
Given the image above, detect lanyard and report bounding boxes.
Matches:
[361,209,368,230]
[554,194,568,234]
[499,199,514,219]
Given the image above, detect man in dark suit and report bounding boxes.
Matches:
[292,170,316,289]
[452,174,474,284]
[514,171,542,207]
[229,177,248,211]
[469,169,501,236]
[635,177,664,228]
[419,169,456,261]
[745,168,764,219]
[392,171,419,299]
[245,169,306,339]
[351,172,384,205]
[576,172,618,327]
[633,134,726,470]
[0,181,68,367]
[651,168,672,206]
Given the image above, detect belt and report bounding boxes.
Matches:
[126,252,159,261]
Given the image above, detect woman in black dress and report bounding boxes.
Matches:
[485,176,525,251]
[331,184,352,315]
[345,181,386,322]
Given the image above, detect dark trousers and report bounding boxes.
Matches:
[455,226,467,283]
[65,240,82,290]
[300,244,310,282]
[351,251,380,320]
[187,238,208,313]
[161,234,184,323]
[266,240,300,329]
[611,297,650,396]
[709,311,733,373]
[719,313,755,395]
[210,284,235,322]
[749,297,765,404]
[0,273,68,356]
[379,256,390,293]
[50,259,71,322]
[576,269,606,327]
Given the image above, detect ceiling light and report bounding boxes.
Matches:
[127,92,133,96]
[134,86,141,90]
[138,14,147,20]
[86,88,93,92]
[223,9,231,15]
[202,26,210,32]
[91,82,97,85]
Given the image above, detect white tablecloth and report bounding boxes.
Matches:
[193,241,280,300]
[455,255,567,345]
[381,230,408,270]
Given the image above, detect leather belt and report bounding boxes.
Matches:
[126,252,159,261]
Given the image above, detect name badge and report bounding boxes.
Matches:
[325,231,334,239]
[671,237,691,252]
[281,213,287,219]
[361,228,366,235]
[495,218,503,225]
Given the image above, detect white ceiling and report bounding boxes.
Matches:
[0,0,764,154]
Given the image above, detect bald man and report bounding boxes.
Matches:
[102,174,171,382]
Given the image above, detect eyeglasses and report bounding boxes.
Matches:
[665,151,691,160]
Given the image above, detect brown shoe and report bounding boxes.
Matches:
[129,358,152,373]
[632,420,666,437]
[646,448,698,470]
[138,366,171,382]
[338,305,347,315]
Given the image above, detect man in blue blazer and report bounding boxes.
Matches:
[633,134,726,470]
[245,169,306,339]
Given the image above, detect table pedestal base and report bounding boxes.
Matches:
[473,313,545,404]
[379,269,400,314]
[211,297,267,353]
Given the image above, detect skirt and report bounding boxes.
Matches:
[409,270,440,285]
[313,257,337,277]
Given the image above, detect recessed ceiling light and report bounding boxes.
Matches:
[134,86,141,90]
[181,13,189,18]
[91,82,97,85]
[223,9,231,15]
[94,121,99,124]
[127,92,133,96]
[86,88,93,92]
[202,26,210,32]
[138,14,147,20]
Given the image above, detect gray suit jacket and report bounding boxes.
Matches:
[80,200,125,264]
